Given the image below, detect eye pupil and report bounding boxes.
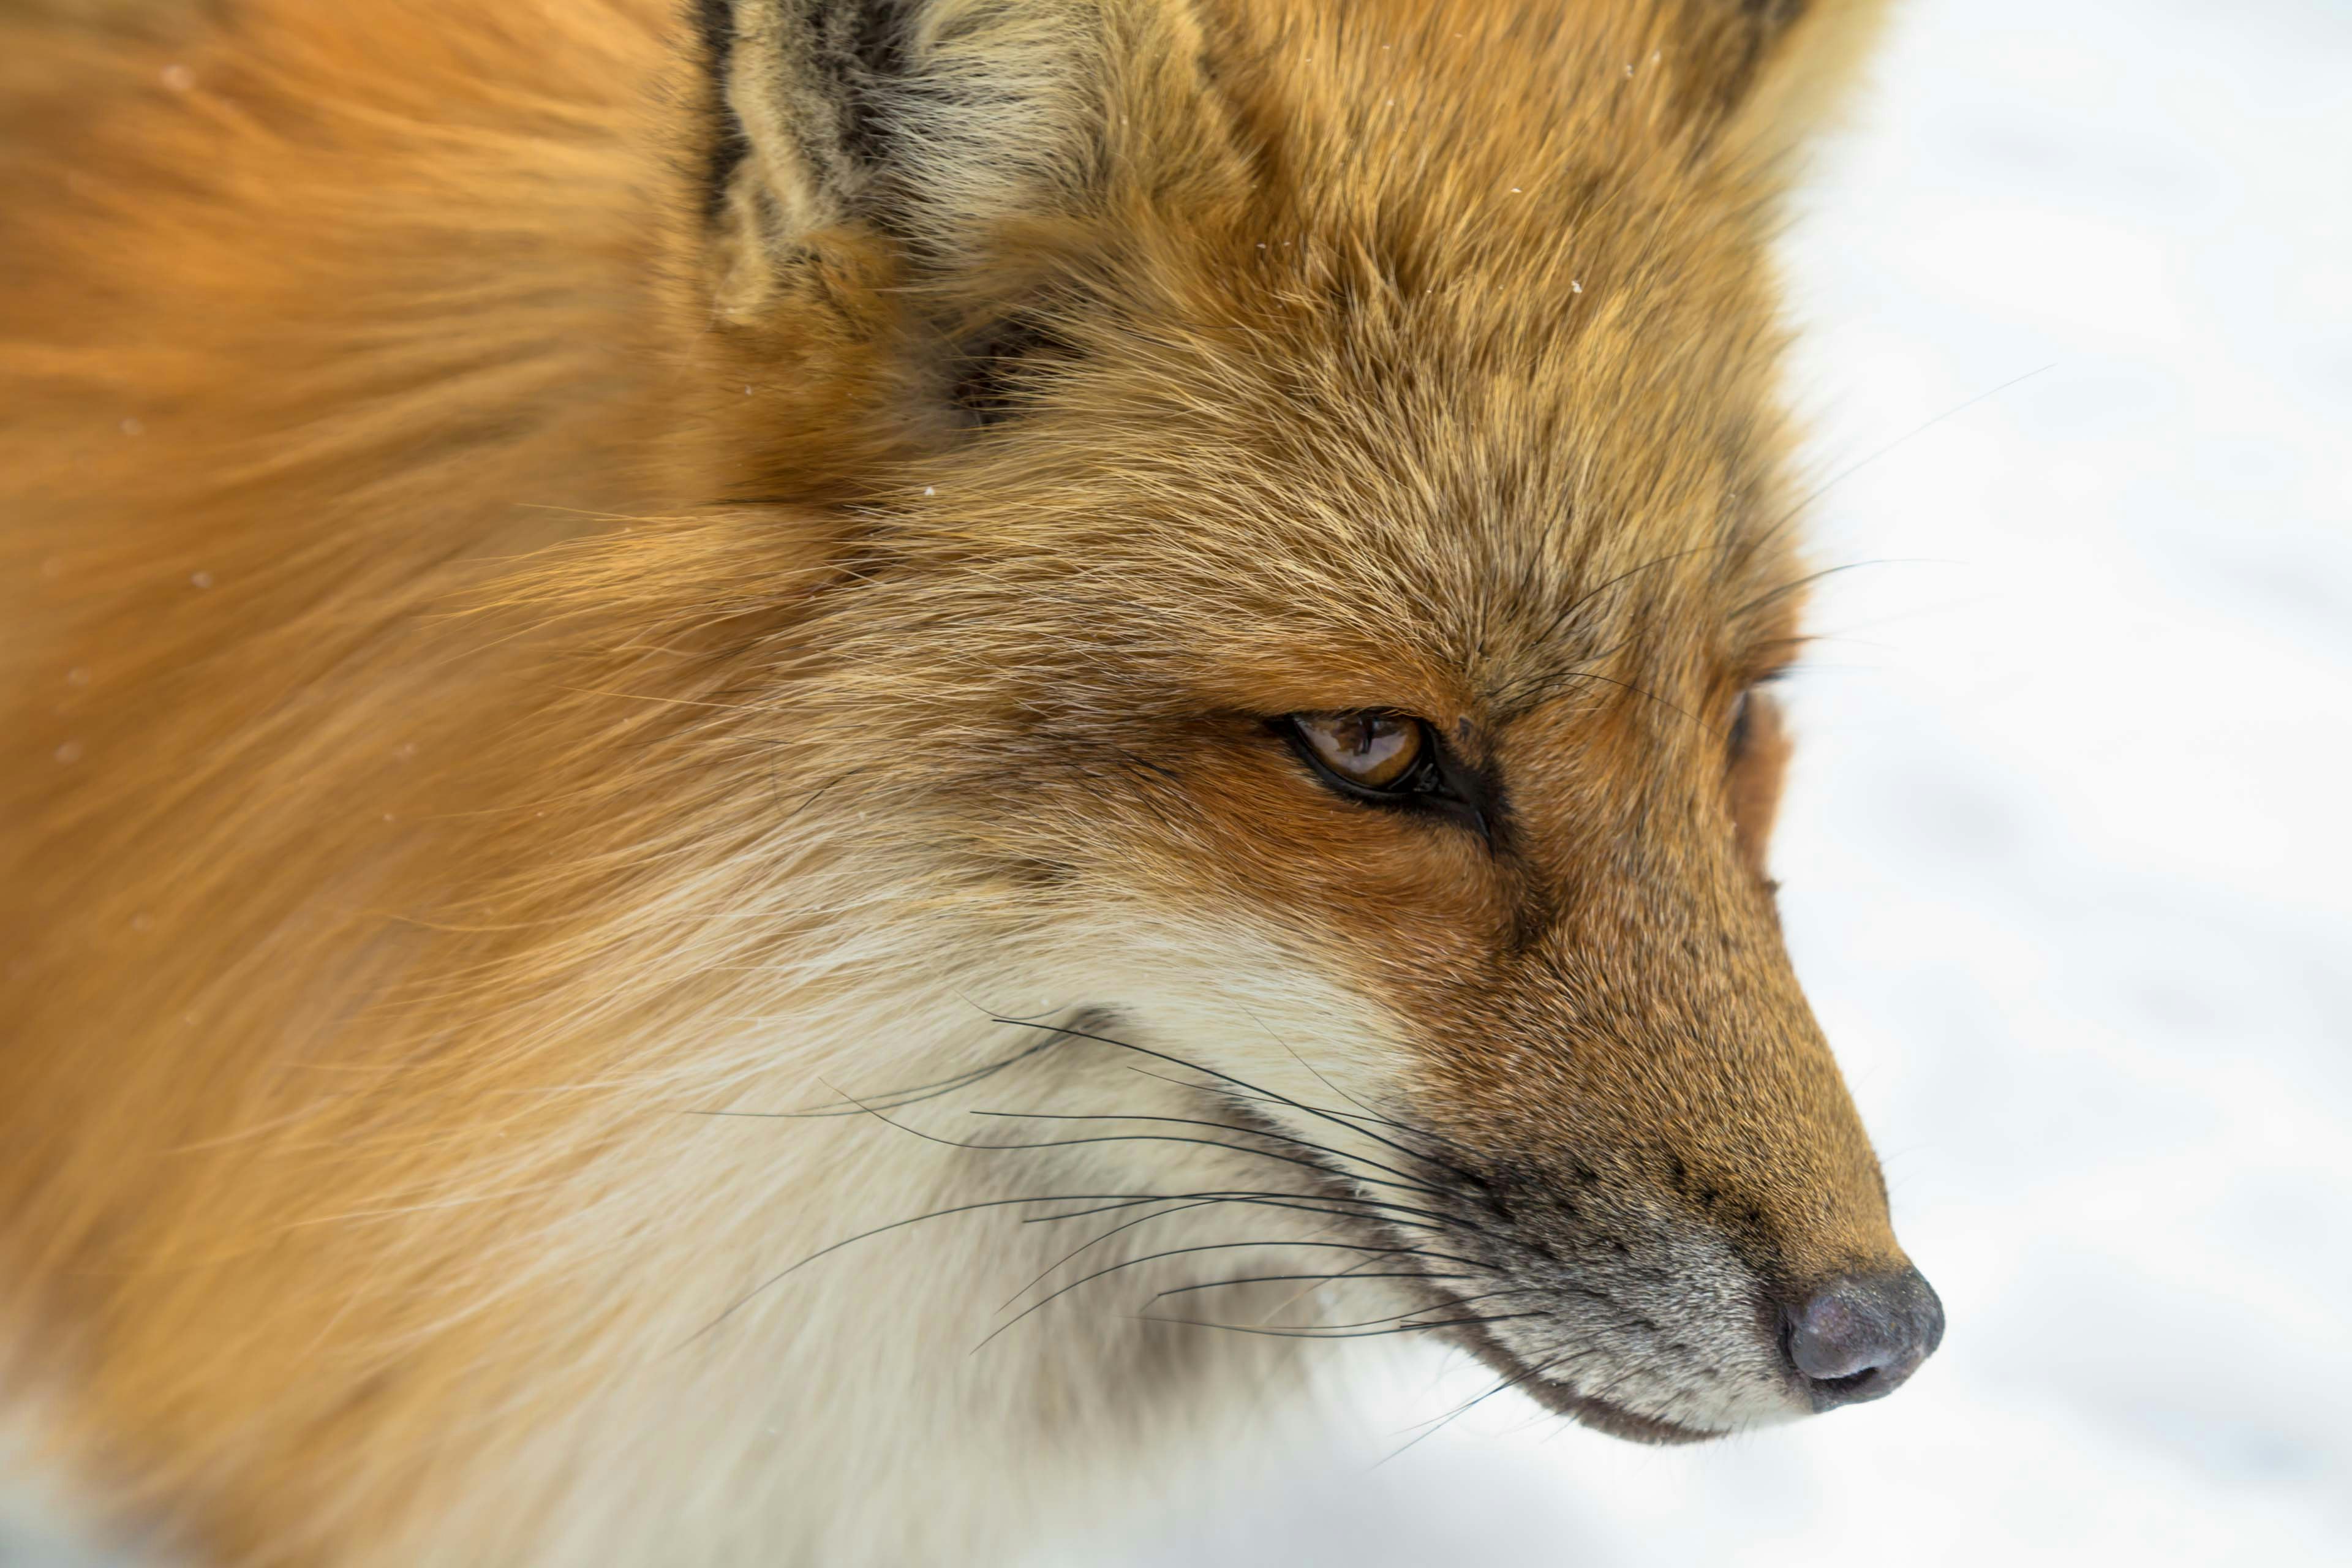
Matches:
[1292,710,1426,791]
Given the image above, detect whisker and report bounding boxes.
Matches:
[1019,1189,1462,1233]
[1148,1281,1544,1336]
[1016,1195,1174,1224]
[1376,1345,1607,1465]
[970,1238,1484,1354]
[801,1072,1468,1218]
[1137,1313,1544,1342]
[682,1026,1069,1120]
[984,1014,1495,1195]
[1255,1244,1433,1321]
[966,1109,1463,1208]
[844,1099,1450,1204]
[1280,1287,1546,1333]
[1728,558,1939,625]
[1148,1271,1472,1300]
[1245,1008,1395,1127]
[682,1191,1177,1346]
[998,1197,1223,1312]
[1011,1191,1425,1322]
[1547,667,1707,734]
[1110,1060,1449,1151]
[799,1072,1439,1194]
[998,1187,1487,1318]
[1530,544,1718,651]
[1784,361,2056,529]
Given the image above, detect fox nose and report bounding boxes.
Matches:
[1781,1268,1945,1411]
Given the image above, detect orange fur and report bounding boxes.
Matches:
[2,2,1924,1562]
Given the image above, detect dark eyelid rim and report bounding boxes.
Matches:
[1270,712,1499,846]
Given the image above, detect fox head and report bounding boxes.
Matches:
[666,0,1939,1440]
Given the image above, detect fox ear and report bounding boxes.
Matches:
[1674,0,1896,162]
[676,2,1129,489]
[696,0,1104,276]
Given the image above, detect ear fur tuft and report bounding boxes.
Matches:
[703,0,1105,263]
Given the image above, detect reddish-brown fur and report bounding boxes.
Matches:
[2,1,1924,1561]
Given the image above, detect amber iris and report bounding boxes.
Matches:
[1293,711,1425,790]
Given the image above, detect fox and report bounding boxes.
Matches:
[0,0,1943,1562]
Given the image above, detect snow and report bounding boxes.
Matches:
[1063,1,2352,1562]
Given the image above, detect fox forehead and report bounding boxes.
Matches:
[867,12,1809,711]
[894,258,1804,725]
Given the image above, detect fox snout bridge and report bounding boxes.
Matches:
[1781,1269,1946,1411]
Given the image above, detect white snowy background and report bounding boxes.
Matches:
[1061,0,2352,1562]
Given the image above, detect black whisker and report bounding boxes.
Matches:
[1138,1313,1544,1342]
[839,1097,1450,1205]
[1244,1008,1396,1128]
[1728,558,1934,624]
[970,1239,1485,1354]
[1147,1281,1544,1336]
[682,1025,1069,1120]
[1015,1195,1172,1224]
[682,1191,1180,1346]
[1148,1271,1472,1300]
[1531,543,1718,651]
[983,1014,1496,1196]
[1779,362,2056,535]
[1546,666,1708,736]
[1016,1189,1461,1233]
[1376,1346,1608,1466]
[966,1109,1462,1208]
[998,1197,1224,1311]
[1109,1060,1450,1152]
[995,1186,1489,1317]
[1272,1287,1546,1333]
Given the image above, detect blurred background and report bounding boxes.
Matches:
[1053,0,2352,1562]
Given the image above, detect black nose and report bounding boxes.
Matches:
[1781,1268,1944,1411]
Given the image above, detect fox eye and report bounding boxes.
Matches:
[1286,711,1431,792]
[1274,710,1496,841]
